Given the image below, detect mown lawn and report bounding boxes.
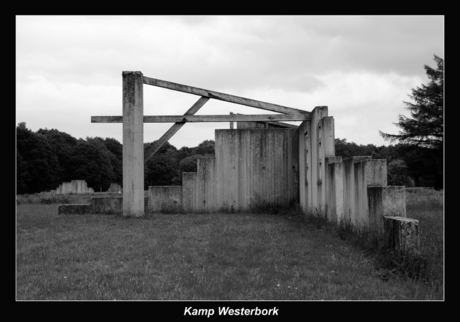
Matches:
[16,198,443,300]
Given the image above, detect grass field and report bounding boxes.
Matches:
[16,189,443,301]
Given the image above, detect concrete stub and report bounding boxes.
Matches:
[122,71,144,217]
[58,204,92,215]
[384,216,419,255]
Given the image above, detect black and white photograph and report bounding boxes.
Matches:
[16,15,444,303]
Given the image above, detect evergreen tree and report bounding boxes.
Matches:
[380,55,443,188]
[380,55,443,150]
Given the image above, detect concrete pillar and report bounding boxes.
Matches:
[122,71,144,217]
[182,172,197,213]
[318,116,335,215]
[308,106,328,216]
[325,157,343,224]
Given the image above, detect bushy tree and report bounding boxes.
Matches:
[17,123,60,194]
[179,154,203,173]
[69,137,114,192]
[36,128,78,183]
[144,154,180,188]
[102,138,123,185]
[194,140,215,156]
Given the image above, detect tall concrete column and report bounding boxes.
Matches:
[122,71,144,217]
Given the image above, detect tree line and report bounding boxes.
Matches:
[16,123,441,195]
[16,55,443,194]
[16,123,216,194]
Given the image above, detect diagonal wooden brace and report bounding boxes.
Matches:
[144,96,209,163]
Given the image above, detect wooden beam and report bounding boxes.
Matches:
[234,112,298,129]
[92,116,123,123]
[92,113,310,123]
[143,76,309,115]
[144,96,209,163]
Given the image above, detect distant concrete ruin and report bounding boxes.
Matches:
[52,180,94,194]
[60,71,419,254]
[107,183,122,193]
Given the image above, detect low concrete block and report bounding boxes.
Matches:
[384,216,420,255]
[91,196,123,214]
[58,204,92,215]
[87,195,148,215]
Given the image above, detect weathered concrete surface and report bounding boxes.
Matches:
[318,116,335,215]
[58,204,92,215]
[384,216,419,255]
[325,157,343,224]
[353,160,369,229]
[368,186,406,233]
[148,186,182,213]
[91,196,123,214]
[182,172,197,213]
[122,71,144,217]
[297,106,330,216]
[366,159,388,187]
[196,157,216,212]
[214,128,299,212]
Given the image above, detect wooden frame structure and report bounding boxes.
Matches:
[92,71,310,216]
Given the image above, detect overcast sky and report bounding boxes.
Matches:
[16,15,444,149]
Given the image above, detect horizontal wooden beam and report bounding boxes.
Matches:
[234,112,298,129]
[92,114,310,123]
[142,75,309,116]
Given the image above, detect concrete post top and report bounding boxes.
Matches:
[385,216,419,223]
[122,71,143,76]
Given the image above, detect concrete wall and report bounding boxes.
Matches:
[214,128,298,212]
[324,156,404,232]
[148,186,182,213]
[143,106,406,235]
[156,128,299,213]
